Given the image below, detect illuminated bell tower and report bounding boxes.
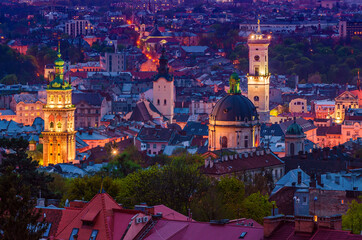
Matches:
[153,48,174,123]
[247,20,271,123]
[42,44,76,166]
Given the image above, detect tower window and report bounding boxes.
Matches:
[221,136,228,148]
[164,99,167,105]
[255,67,259,76]
[157,99,160,105]
[254,55,260,61]
[254,96,259,101]
[290,143,295,156]
[244,136,248,148]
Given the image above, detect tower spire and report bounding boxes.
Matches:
[257,18,261,34]
[57,40,61,58]
[158,46,169,75]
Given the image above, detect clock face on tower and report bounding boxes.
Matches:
[254,55,260,61]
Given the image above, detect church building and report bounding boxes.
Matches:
[208,73,260,153]
[247,20,271,123]
[42,46,76,166]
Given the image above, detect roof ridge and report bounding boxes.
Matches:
[101,193,112,240]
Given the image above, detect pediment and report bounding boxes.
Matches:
[335,91,358,101]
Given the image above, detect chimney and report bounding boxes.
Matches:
[297,171,302,185]
[37,198,45,207]
[263,215,284,238]
[69,200,88,208]
[318,215,342,230]
[295,215,315,234]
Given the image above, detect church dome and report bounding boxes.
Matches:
[210,94,258,122]
[286,121,304,135]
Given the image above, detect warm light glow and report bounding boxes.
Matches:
[112,149,118,155]
[268,35,271,39]
[314,215,318,222]
[251,35,254,39]
[127,20,132,25]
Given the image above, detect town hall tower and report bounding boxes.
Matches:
[247,20,271,123]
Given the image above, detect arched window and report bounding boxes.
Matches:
[221,136,228,148]
[58,95,62,103]
[157,99,160,105]
[254,96,259,101]
[255,67,259,76]
[50,122,54,129]
[57,122,62,129]
[50,95,54,102]
[244,135,249,148]
[164,99,167,105]
[290,143,295,156]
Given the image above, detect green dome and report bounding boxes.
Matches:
[47,77,72,90]
[54,53,64,66]
[286,122,304,135]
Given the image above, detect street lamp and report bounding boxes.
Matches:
[112,149,118,156]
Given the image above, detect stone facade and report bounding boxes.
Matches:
[334,91,359,124]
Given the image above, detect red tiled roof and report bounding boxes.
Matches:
[56,193,122,240]
[350,89,362,106]
[311,229,362,240]
[201,152,284,176]
[143,219,263,240]
[152,205,190,221]
[37,207,63,238]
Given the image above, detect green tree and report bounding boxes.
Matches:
[0,137,53,198]
[1,74,18,85]
[342,198,362,234]
[0,167,48,240]
[62,175,120,202]
[242,192,273,224]
[117,159,207,214]
[191,176,245,221]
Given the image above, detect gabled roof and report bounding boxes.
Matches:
[261,123,284,137]
[136,127,175,143]
[128,100,163,122]
[201,152,284,176]
[56,193,122,240]
[272,168,310,195]
[183,121,208,136]
[335,91,358,101]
